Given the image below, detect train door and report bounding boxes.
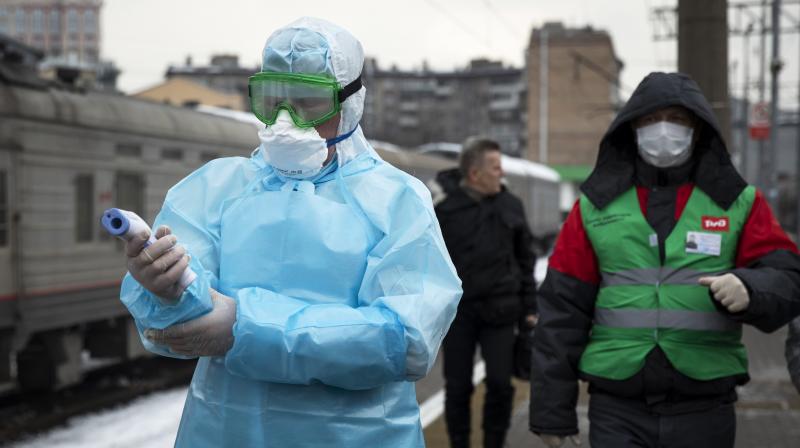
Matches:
[115,172,144,216]
[0,147,16,384]
[113,172,144,254]
[0,149,11,298]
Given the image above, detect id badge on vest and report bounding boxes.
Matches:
[685,231,722,256]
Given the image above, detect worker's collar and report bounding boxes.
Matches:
[634,155,695,188]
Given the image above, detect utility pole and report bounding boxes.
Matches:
[740,23,754,180]
[678,0,731,145]
[796,37,800,239]
[651,0,800,193]
[758,1,769,198]
[766,0,783,208]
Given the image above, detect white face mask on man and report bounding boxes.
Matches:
[636,121,694,168]
[259,110,329,179]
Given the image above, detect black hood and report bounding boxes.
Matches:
[580,72,746,210]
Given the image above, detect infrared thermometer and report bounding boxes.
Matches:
[101,208,197,290]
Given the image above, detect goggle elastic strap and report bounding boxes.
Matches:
[325,125,358,147]
[337,76,362,103]
[325,75,361,146]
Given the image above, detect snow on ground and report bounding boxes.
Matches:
[9,387,187,448]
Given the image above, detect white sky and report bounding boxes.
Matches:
[101,0,799,108]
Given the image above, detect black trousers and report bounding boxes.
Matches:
[589,393,736,448]
[443,309,515,448]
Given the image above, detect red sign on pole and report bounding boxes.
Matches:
[749,102,771,141]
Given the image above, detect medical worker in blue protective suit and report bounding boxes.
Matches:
[118,17,462,447]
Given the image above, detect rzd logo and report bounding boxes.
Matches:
[701,216,729,232]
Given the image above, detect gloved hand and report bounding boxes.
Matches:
[539,434,582,447]
[125,225,189,302]
[698,273,750,313]
[144,288,236,357]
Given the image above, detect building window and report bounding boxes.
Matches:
[115,173,144,218]
[85,48,98,62]
[0,8,8,34]
[75,174,94,242]
[83,10,95,35]
[116,143,142,158]
[49,10,60,35]
[161,148,183,161]
[0,170,7,247]
[66,9,78,34]
[15,8,25,34]
[32,9,43,34]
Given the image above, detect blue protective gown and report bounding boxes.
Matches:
[120,136,462,447]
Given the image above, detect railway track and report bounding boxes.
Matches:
[0,357,196,444]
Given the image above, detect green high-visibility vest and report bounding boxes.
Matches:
[578,185,755,380]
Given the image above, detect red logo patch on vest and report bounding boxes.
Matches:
[701,216,729,232]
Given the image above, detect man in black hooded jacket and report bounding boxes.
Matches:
[435,137,537,448]
[529,72,800,447]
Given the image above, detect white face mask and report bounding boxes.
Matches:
[636,121,694,168]
[259,110,330,179]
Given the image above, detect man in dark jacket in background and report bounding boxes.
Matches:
[530,72,800,448]
[435,137,537,448]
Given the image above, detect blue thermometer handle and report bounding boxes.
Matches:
[101,208,197,289]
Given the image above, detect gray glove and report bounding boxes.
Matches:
[540,434,582,447]
[144,288,236,357]
[125,225,189,302]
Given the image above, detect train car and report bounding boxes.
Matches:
[0,37,259,391]
[0,36,560,392]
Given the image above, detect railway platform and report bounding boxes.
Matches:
[422,326,800,447]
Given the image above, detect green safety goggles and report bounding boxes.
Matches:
[248,72,362,128]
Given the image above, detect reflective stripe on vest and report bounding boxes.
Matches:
[594,308,742,332]
[600,267,729,287]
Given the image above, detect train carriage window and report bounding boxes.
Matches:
[115,143,142,158]
[75,174,94,242]
[0,170,7,247]
[161,148,183,161]
[115,173,144,218]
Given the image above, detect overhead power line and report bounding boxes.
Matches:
[423,0,491,49]
[482,0,525,41]
[651,0,800,40]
